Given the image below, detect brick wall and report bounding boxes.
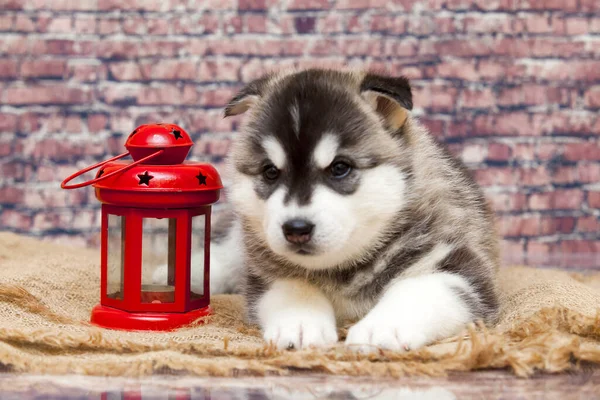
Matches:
[0,0,599,265]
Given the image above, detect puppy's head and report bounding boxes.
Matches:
[225,69,413,270]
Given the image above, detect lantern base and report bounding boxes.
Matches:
[90,304,211,331]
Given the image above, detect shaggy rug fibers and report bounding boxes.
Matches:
[1,231,599,377]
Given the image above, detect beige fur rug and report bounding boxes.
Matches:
[1,231,599,377]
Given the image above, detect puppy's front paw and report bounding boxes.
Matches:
[345,315,428,353]
[263,311,338,350]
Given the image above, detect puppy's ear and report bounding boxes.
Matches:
[360,73,413,131]
[224,74,272,117]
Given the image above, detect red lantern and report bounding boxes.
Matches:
[61,123,222,331]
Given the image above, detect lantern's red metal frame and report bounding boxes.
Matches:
[91,204,212,331]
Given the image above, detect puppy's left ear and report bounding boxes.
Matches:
[224,74,273,117]
[360,73,413,131]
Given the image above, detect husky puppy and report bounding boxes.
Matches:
[155,69,500,351]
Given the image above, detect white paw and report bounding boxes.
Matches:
[345,316,428,353]
[263,310,338,350]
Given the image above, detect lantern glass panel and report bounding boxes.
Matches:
[106,214,124,300]
[141,218,176,304]
[190,214,206,299]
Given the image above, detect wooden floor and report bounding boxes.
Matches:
[1,370,599,399]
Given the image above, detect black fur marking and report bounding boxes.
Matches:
[438,246,499,323]
[224,74,274,117]
[360,73,413,111]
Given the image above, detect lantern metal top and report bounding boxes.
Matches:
[61,123,223,208]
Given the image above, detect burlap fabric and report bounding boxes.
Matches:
[1,231,600,377]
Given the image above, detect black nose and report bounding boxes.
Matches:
[282,219,315,244]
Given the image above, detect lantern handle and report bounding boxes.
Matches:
[61,149,165,190]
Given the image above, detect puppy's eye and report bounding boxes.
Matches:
[330,161,351,178]
[263,164,280,181]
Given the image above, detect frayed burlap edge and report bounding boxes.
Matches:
[1,283,599,378]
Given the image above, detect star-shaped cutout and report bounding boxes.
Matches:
[137,171,154,186]
[172,129,183,140]
[196,172,207,185]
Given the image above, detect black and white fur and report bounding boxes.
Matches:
[154,69,500,352]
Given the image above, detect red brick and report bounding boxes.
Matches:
[98,18,121,35]
[474,168,514,186]
[529,189,584,210]
[108,61,146,81]
[46,16,72,33]
[476,175,514,201]
[487,143,512,161]
[72,15,96,34]
[437,60,478,81]
[499,85,568,107]
[516,14,552,33]
[31,39,75,55]
[478,60,526,81]
[199,87,237,107]
[136,85,198,106]
[461,88,495,109]
[245,14,267,33]
[88,114,108,132]
[558,240,600,254]
[0,0,24,10]
[581,0,600,11]
[20,59,66,79]
[383,39,417,57]
[0,59,18,78]
[523,60,600,82]
[17,113,41,133]
[463,14,512,33]
[578,163,600,183]
[563,142,600,161]
[552,166,578,185]
[527,241,551,257]
[335,0,387,9]
[288,0,330,9]
[14,14,35,32]
[0,187,24,204]
[532,111,599,136]
[149,60,197,81]
[584,86,600,109]
[1,210,32,231]
[413,85,459,112]
[474,113,533,136]
[565,17,589,35]
[519,0,578,11]
[98,0,163,11]
[576,216,600,233]
[497,215,540,237]
[5,85,91,105]
[370,14,406,34]
[515,167,551,186]
[540,217,576,235]
[589,191,600,208]
[0,113,18,132]
[239,0,265,10]
[0,14,13,31]
[69,63,106,82]
[147,18,170,35]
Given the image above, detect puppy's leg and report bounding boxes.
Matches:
[345,272,475,352]
[257,279,338,350]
